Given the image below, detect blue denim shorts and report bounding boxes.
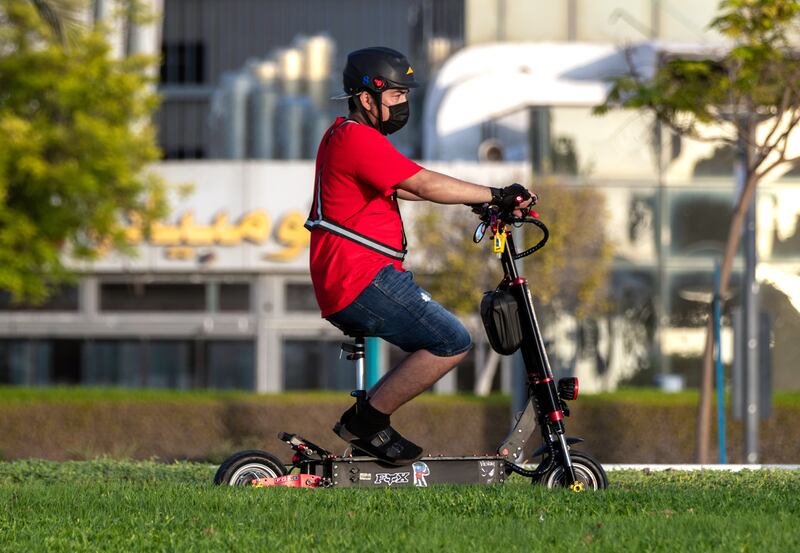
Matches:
[326,265,473,357]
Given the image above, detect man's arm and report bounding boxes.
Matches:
[396,168,492,205]
[395,189,425,201]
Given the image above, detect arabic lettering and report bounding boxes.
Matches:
[121,209,311,262]
[262,212,310,261]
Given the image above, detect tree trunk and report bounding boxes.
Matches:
[697,170,758,462]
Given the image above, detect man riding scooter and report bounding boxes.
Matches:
[305,47,536,466]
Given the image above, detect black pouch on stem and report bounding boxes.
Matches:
[480,284,523,355]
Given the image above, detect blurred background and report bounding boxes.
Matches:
[1,0,799,463]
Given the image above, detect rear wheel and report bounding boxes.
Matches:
[536,451,608,491]
[214,450,287,486]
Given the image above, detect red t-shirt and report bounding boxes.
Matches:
[308,117,422,317]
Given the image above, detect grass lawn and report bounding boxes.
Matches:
[0,460,798,552]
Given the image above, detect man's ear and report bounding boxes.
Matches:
[358,92,373,111]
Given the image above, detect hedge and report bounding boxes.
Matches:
[0,387,797,464]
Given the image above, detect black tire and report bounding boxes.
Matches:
[536,451,608,491]
[213,450,287,486]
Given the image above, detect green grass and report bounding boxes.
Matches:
[1,461,798,552]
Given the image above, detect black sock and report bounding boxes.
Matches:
[341,399,390,437]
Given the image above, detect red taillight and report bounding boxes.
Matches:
[558,377,579,401]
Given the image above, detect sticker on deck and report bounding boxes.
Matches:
[251,474,322,488]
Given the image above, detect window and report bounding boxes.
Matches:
[283,339,354,390]
[0,340,50,385]
[0,339,83,385]
[144,340,193,389]
[0,286,78,311]
[530,107,658,179]
[100,283,206,312]
[207,341,254,389]
[219,283,250,312]
[285,283,319,312]
[160,41,206,84]
[84,340,144,387]
[668,270,742,327]
[669,192,732,257]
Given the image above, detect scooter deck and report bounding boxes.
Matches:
[328,455,507,487]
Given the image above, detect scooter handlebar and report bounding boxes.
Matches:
[513,216,549,259]
[470,203,549,258]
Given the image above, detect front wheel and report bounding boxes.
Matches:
[536,451,608,491]
[214,450,287,486]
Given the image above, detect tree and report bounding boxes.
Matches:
[411,181,613,395]
[411,180,613,319]
[27,0,86,46]
[0,1,166,302]
[597,0,800,462]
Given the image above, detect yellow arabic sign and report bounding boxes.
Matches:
[123,209,309,262]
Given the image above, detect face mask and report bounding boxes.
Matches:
[381,101,409,135]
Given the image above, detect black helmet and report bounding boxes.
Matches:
[336,47,419,99]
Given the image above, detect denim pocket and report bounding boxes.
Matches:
[327,296,385,336]
[373,266,415,297]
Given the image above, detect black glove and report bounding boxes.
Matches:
[489,183,532,211]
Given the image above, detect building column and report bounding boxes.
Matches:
[253,275,271,392]
[434,368,457,394]
[80,276,99,319]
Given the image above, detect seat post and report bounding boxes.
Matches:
[341,334,367,399]
[354,335,366,391]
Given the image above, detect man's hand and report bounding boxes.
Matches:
[490,183,537,217]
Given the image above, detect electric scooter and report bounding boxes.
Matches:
[214,204,609,492]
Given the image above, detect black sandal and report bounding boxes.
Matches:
[333,421,423,466]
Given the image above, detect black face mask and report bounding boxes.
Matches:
[381,101,409,135]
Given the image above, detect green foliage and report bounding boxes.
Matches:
[410,206,503,315]
[411,182,612,318]
[520,181,614,317]
[0,1,167,303]
[26,0,86,46]
[0,385,513,405]
[0,387,798,463]
[597,0,800,139]
[0,462,799,552]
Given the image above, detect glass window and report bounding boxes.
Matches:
[600,187,658,263]
[219,283,250,312]
[669,191,732,257]
[146,340,192,389]
[0,340,49,385]
[533,107,658,179]
[84,340,145,387]
[207,341,254,390]
[0,286,78,311]
[285,283,319,312]
[692,144,735,176]
[82,339,254,390]
[160,41,206,84]
[50,339,82,385]
[667,270,742,327]
[758,186,800,260]
[283,339,355,391]
[100,283,206,312]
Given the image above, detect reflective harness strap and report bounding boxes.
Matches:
[305,119,408,262]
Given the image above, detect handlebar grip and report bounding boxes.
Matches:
[513,218,549,260]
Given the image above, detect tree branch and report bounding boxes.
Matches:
[758,86,792,157]
[750,106,800,175]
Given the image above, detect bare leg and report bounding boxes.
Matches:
[367,349,468,414]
